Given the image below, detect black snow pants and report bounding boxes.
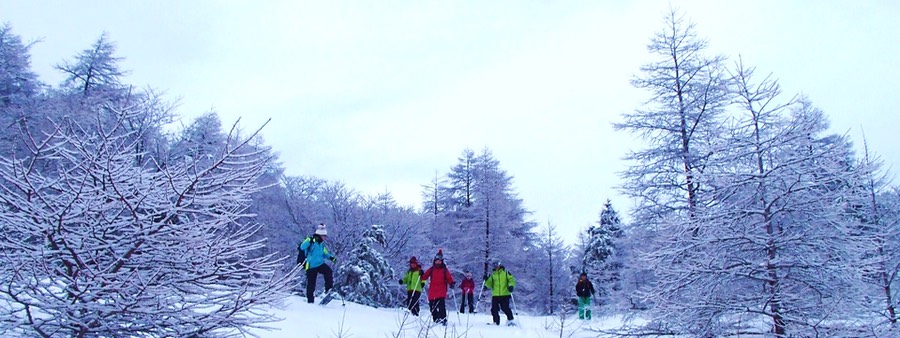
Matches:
[490,295,513,325]
[305,264,333,303]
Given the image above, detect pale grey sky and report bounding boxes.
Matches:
[2,1,898,243]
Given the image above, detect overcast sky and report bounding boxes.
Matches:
[3,1,898,243]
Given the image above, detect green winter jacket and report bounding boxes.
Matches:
[484,268,516,297]
[401,268,424,292]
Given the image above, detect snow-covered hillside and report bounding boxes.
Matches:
[251,293,623,338]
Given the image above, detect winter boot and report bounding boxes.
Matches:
[506,319,517,326]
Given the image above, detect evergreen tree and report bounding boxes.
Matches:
[582,199,624,308]
[0,24,40,158]
[336,224,395,307]
[0,24,39,107]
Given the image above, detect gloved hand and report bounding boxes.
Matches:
[398,279,404,285]
[449,282,455,288]
[508,286,514,293]
[329,256,337,263]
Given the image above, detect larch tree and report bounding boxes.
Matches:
[713,61,864,337]
[427,148,536,310]
[852,140,900,332]
[471,148,534,278]
[56,32,127,98]
[433,149,481,274]
[613,10,729,334]
[529,221,571,315]
[55,33,171,168]
[0,24,39,108]
[632,59,865,337]
[0,24,41,159]
[613,9,730,234]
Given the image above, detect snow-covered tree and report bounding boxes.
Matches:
[0,24,39,107]
[613,9,730,234]
[336,224,395,307]
[528,222,572,315]
[52,33,173,169]
[851,141,900,332]
[0,24,41,159]
[361,192,432,286]
[0,108,295,337]
[424,148,537,312]
[56,32,127,98]
[628,59,865,337]
[432,148,535,277]
[168,111,229,168]
[430,149,480,272]
[581,199,624,308]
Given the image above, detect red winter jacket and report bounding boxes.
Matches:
[460,277,475,295]
[422,265,454,300]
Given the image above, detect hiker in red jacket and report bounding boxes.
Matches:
[421,249,454,325]
[459,270,476,314]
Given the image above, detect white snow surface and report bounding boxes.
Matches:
[251,294,623,338]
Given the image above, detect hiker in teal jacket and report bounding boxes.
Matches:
[299,223,336,303]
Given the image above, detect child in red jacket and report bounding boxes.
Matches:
[459,270,476,313]
[422,249,454,325]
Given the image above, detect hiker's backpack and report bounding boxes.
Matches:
[296,236,312,265]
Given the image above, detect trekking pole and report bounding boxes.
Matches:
[510,292,518,315]
[406,277,422,313]
[450,288,461,324]
[332,257,345,306]
[474,280,487,313]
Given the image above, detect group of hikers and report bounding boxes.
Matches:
[398,249,519,326]
[298,223,598,326]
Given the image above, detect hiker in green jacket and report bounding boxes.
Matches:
[399,256,424,316]
[484,261,516,326]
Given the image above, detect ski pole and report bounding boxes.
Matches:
[449,288,461,324]
[510,292,518,315]
[474,279,488,313]
[405,277,421,309]
[406,277,423,314]
[331,257,345,306]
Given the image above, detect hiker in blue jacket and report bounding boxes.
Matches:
[299,223,337,303]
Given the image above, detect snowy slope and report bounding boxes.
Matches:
[250,293,622,338]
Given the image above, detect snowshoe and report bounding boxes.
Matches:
[319,290,337,305]
[506,319,517,326]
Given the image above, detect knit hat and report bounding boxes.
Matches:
[433,249,444,263]
[314,223,328,236]
[579,272,587,277]
[409,256,418,264]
